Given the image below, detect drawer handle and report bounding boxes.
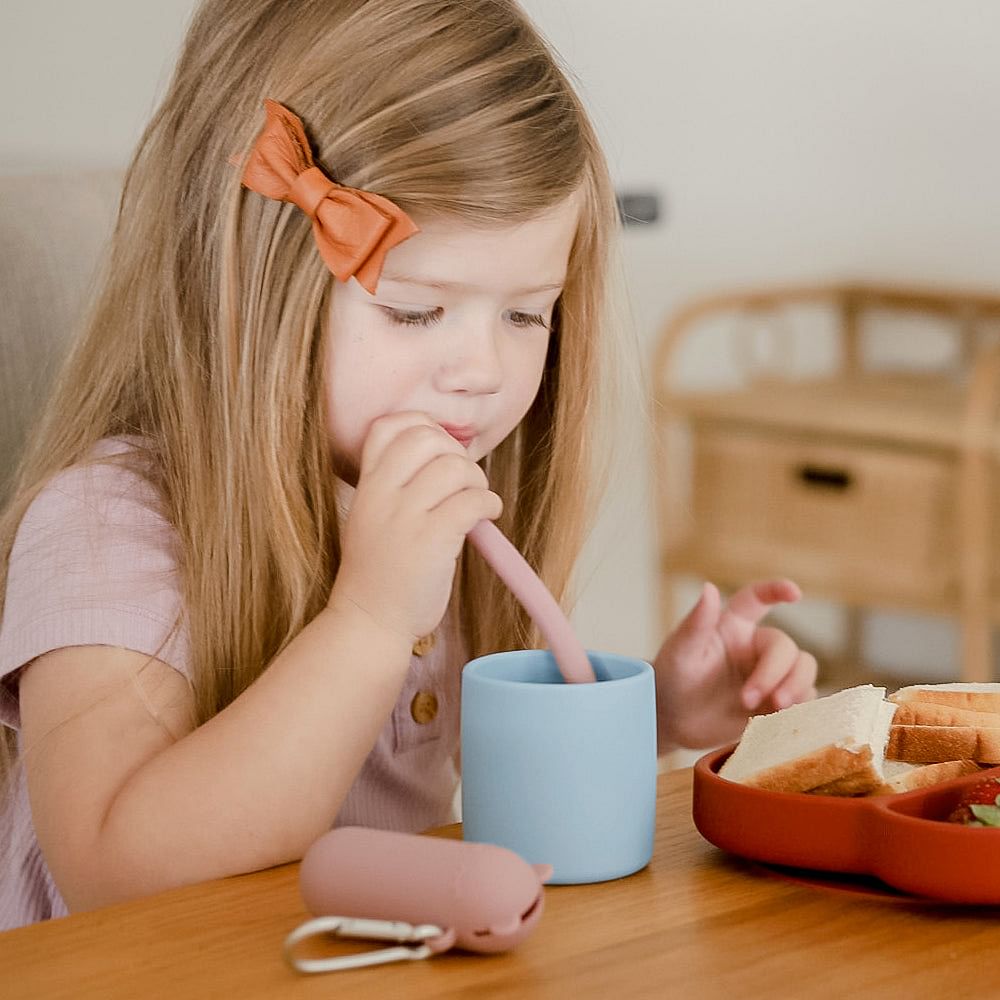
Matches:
[795,464,853,491]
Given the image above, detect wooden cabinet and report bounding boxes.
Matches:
[652,284,1000,682]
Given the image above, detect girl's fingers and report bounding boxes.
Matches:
[769,650,819,710]
[739,626,800,710]
[405,451,490,513]
[725,578,802,626]
[363,416,467,489]
[361,410,465,482]
[430,487,504,541]
[359,411,437,470]
[671,582,722,643]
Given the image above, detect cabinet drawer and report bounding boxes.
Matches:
[688,425,957,598]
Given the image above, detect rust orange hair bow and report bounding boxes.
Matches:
[240,99,418,294]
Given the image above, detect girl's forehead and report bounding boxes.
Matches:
[378,197,580,296]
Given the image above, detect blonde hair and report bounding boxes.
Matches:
[0,0,619,789]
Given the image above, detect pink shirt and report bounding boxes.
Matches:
[0,439,461,931]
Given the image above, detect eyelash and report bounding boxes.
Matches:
[382,307,549,330]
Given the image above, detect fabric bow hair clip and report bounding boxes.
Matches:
[240,99,418,293]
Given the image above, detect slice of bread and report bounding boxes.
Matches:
[889,683,1000,714]
[887,724,1000,764]
[718,685,896,793]
[872,759,980,795]
[813,758,981,796]
[891,702,1000,728]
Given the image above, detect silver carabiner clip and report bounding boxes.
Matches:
[283,915,452,974]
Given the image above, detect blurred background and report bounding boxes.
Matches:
[3,1,999,687]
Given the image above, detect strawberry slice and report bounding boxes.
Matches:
[947,775,1000,826]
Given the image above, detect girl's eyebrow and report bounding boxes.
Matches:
[377,273,564,295]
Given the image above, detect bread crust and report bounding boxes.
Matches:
[887,725,1000,764]
[872,759,980,795]
[736,744,876,794]
[891,702,1000,728]
[811,770,883,796]
[889,686,1000,713]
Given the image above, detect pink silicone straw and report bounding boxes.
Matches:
[467,520,596,684]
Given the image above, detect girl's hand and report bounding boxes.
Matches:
[654,580,818,751]
[328,411,502,642]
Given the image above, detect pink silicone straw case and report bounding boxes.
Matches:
[299,826,553,953]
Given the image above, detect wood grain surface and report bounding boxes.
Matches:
[3,768,997,999]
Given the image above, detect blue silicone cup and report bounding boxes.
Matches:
[461,649,657,884]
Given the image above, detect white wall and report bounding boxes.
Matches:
[525,1,1000,674]
[3,1,999,672]
[2,2,198,174]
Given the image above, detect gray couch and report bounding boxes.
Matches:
[0,170,123,502]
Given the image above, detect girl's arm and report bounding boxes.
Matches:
[20,607,409,912]
[19,413,499,911]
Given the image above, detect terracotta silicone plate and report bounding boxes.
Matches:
[693,745,1000,904]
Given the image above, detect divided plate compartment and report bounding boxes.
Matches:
[693,745,1000,903]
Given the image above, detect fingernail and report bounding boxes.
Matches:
[743,687,761,710]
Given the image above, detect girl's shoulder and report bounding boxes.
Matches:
[1,436,190,723]
[20,436,168,536]
[10,435,179,585]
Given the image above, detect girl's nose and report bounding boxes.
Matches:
[435,325,503,395]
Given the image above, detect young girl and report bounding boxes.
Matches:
[0,0,816,929]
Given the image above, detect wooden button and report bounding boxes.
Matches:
[410,691,439,725]
[412,633,436,657]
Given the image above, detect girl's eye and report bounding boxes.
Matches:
[382,307,443,327]
[508,311,549,330]
[380,307,549,330]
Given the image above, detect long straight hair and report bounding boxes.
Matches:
[0,0,620,794]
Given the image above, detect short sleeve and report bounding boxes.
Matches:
[0,441,191,729]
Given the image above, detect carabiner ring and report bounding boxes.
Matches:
[283,915,448,974]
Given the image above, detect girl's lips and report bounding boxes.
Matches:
[440,424,476,447]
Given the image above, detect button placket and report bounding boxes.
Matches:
[410,690,439,724]
[393,648,444,752]
[411,633,436,657]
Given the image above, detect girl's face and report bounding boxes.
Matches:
[324,196,580,478]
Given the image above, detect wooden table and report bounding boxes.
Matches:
[3,768,998,999]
